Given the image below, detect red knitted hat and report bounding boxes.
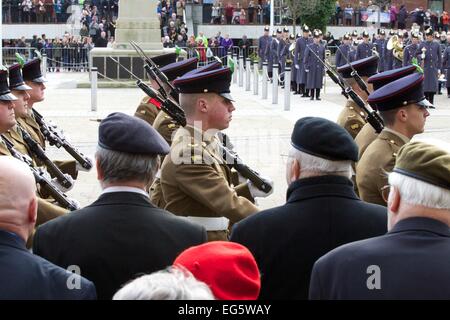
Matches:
[173,241,260,300]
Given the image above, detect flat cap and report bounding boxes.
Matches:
[151,52,177,68]
[379,29,386,35]
[276,28,282,34]
[22,58,47,83]
[337,55,379,78]
[160,57,198,81]
[283,26,289,33]
[368,65,417,90]
[0,70,18,101]
[264,25,270,32]
[302,25,310,32]
[291,117,358,162]
[368,72,434,111]
[184,60,222,77]
[289,34,295,40]
[174,67,234,101]
[362,30,370,37]
[8,64,32,91]
[313,30,321,38]
[394,141,450,190]
[174,241,260,300]
[352,30,358,37]
[99,112,170,155]
[343,33,351,40]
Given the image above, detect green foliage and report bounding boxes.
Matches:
[298,0,335,33]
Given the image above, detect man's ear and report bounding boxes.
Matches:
[388,185,401,214]
[96,157,103,181]
[198,98,208,113]
[290,158,301,183]
[397,108,408,123]
[28,196,37,225]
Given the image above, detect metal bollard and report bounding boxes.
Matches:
[91,67,98,112]
[284,66,291,111]
[272,64,278,104]
[41,54,47,78]
[232,53,238,84]
[262,61,268,99]
[245,58,251,91]
[238,55,244,87]
[253,60,258,95]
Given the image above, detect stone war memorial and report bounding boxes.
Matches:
[90,0,180,80]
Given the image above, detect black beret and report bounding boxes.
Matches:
[22,58,47,83]
[99,112,170,155]
[160,57,198,81]
[291,117,358,162]
[151,53,177,68]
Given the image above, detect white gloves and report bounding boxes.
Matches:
[247,176,274,199]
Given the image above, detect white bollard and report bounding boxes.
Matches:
[284,66,291,111]
[41,54,47,78]
[272,64,278,104]
[232,53,238,84]
[91,67,98,112]
[262,61,268,99]
[253,60,258,95]
[238,55,244,87]
[245,58,251,91]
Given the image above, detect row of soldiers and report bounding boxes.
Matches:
[258,25,450,103]
[0,57,91,246]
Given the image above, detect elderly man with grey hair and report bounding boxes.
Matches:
[310,141,450,299]
[33,113,207,300]
[113,267,214,300]
[231,117,387,300]
[0,157,96,299]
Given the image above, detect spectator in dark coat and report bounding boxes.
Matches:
[95,31,108,47]
[33,113,207,300]
[231,117,387,300]
[0,157,96,300]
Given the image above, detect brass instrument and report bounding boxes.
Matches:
[387,35,404,61]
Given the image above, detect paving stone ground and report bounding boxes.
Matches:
[39,72,450,209]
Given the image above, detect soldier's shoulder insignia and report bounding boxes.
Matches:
[168,123,176,129]
[351,124,360,130]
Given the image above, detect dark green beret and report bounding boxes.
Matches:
[291,117,358,162]
[394,141,450,190]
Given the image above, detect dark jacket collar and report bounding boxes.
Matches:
[389,217,450,237]
[286,175,359,203]
[90,191,156,208]
[0,229,27,251]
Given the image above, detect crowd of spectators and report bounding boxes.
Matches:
[2,0,118,24]
[333,1,449,31]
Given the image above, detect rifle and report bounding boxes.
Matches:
[1,135,79,211]
[306,45,384,133]
[18,124,74,190]
[32,108,93,170]
[217,132,272,193]
[335,45,371,96]
[130,40,179,101]
[136,80,187,127]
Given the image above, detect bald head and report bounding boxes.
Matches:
[0,157,37,241]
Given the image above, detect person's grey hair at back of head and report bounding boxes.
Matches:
[288,147,353,179]
[112,266,215,300]
[95,145,160,185]
[388,172,450,210]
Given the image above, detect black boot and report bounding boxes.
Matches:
[303,89,310,97]
[438,82,442,95]
[447,88,450,98]
[429,93,435,105]
[316,89,321,100]
[310,89,315,100]
[299,84,304,95]
[293,83,299,94]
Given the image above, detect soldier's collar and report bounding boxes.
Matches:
[382,127,410,144]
